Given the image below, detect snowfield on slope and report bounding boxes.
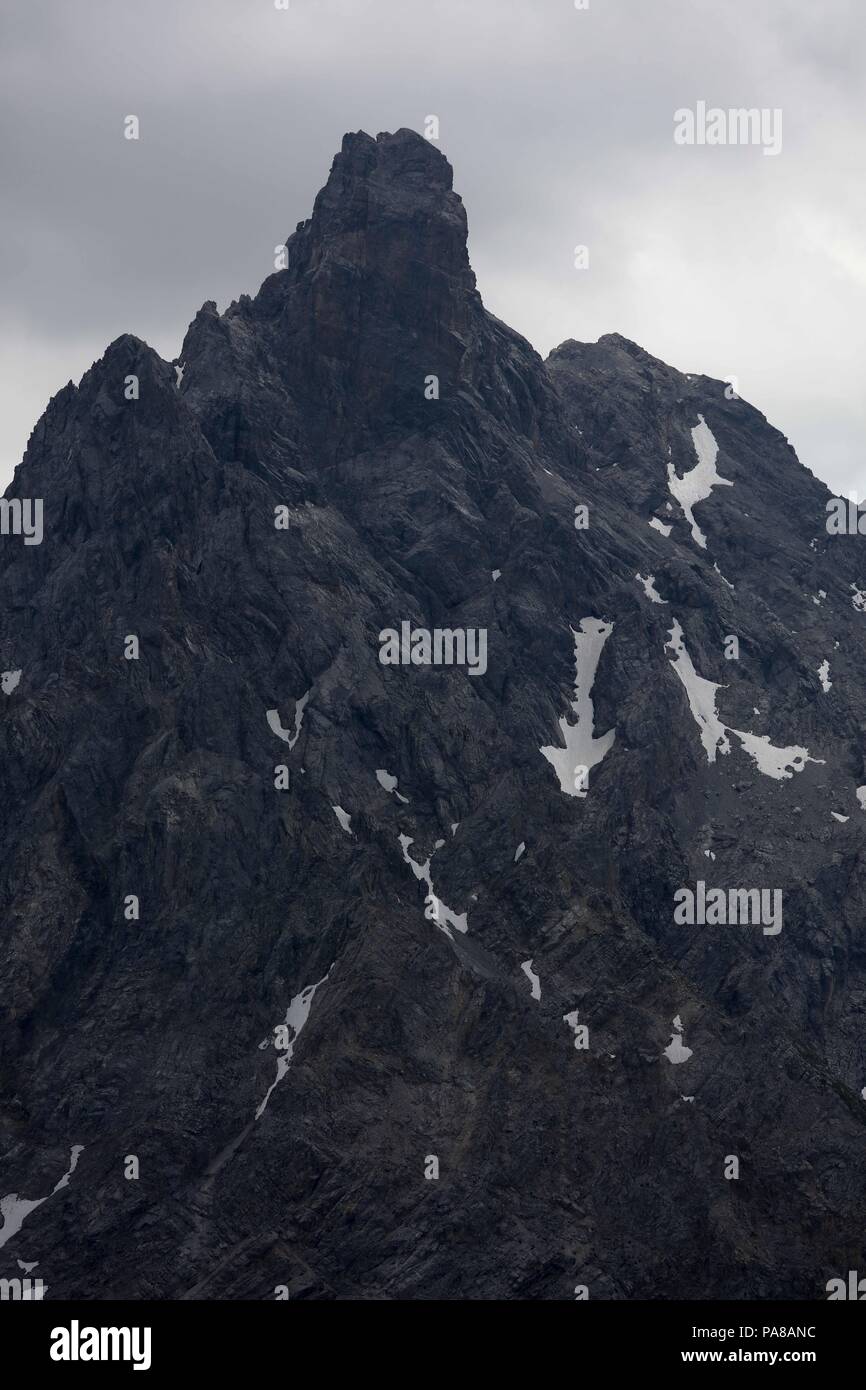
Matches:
[256,970,332,1119]
[541,619,616,796]
[667,415,733,549]
[665,621,821,779]
[398,833,468,939]
[0,1146,85,1252]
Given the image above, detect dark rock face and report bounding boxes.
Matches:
[2,128,866,1301]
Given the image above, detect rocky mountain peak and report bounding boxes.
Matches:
[3,132,866,1303]
[279,127,474,289]
[174,130,488,464]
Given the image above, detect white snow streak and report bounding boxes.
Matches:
[398,834,467,939]
[540,619,616,797]
[666,621,821,779]
[636,573,667,605]
[665,620,731,762]
[266,689,311,749]
[663,1016,693,1065]
[732,731,819,780]
[375,768,409,803]
[667,415,733,549]
[256,969,332,1119]
[0,1146,84,1251]
[521,959,541,1001]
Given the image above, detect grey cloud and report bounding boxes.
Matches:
[1,0,864,495]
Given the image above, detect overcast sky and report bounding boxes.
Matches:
[2,0,864,495]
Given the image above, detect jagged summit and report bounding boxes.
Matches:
[3,132,866,1303]
[548,332,690,382]
[279,128,470,284]
[271,127,476,318]
[315,127,456,199]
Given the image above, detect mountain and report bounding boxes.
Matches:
[2,128,866,1301]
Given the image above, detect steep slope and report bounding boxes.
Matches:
[2,129,866,1300]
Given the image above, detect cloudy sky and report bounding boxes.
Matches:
[2,0,864,495]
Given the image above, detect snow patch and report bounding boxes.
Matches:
[521,959,541,1001]
[375,768,409,803]
[256,969,332,1119]
[332,806,353,835]
[266,689,310,749]
[732,731,819,780]
[667,416,733,549]
[1,670,21,695]
[665,620,730,762]
[649,517,672,537]
[0,1146,84,1252]
[817,660,832,692]
[663,1016,692,1065]
[398,834,467,939]
[636,573,667,604]
[666,621,821,779]
[540,619,616,797]
[831,812,849,823]
[514,841,526,863]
